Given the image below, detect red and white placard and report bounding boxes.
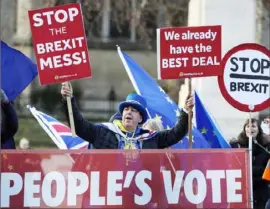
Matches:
[28,3,91,85]
[157,25,222,79]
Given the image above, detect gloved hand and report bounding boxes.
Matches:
[1,89,9,104]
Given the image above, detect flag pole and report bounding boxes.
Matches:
[188,78,193,148]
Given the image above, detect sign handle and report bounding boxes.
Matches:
[248,111,254,209]
[188,78,193,149]
[67,96,76,138]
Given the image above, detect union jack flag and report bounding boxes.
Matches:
[27,105,89,149]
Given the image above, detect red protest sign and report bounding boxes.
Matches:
[157,25,222,79]
[28,3,91,85]
[1,149,250,208]
[218,43,270,112]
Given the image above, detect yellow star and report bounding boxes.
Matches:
[8,165,14,171]
[2,154,8,160]
[154,114,162,122]
[200,127,208,134]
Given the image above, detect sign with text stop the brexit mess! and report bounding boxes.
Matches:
[157,25,222,79]
[218,43,270,112]
[28,3,91,85]
[0,150,250,208]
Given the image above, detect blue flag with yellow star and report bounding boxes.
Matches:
[195,92,231,148]
[117,46,210,149]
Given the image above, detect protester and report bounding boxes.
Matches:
[61,81,193,149]
[143,118,164,131]
[1,89,18,149]
[230,118,270,209]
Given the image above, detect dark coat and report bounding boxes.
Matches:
[230,134,270,208]
[1,102,18,149]
[63,98,189,149]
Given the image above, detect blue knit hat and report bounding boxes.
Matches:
[118,93,148,124]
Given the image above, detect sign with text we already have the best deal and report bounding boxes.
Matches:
[157,25,222,79]
[28,3,91,85]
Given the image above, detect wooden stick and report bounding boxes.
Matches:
[188,78,193,149]
[67,96,76,137]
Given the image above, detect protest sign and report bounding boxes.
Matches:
[1,149,250,208]
[157,25,222,79]
[28,3,91,85]
[218,43,270,112]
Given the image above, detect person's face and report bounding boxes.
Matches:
[122,106,142,132]
[245,122,259,138]
[264,117,270,126]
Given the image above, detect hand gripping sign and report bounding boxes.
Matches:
[28,3,92,85]
[218,43,270,112]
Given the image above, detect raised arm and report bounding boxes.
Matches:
[156,94,194,148]
[61,82,98,144]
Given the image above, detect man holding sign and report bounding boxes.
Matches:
[61,82,194,149]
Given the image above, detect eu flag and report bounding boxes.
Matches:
[117,46,210,149]
[1,41,38,101]
[195,91,231,148]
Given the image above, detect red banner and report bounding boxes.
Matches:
[0,149,250,208]
[157,25,222,79]
[28,3,92,85]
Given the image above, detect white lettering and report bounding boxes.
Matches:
[134,170,152,205]
[40,57,53,70]
[32,8,79,27]
[107,171,123,205]
[184,170,206,204]
[206,170,225,203]
[164,31,180,41]
[67,172,89,206]
[226,170,242,202]
[36,44,46,54]
[42,171,66,207]
[54,10,68,23]
[0,173,23,207]
[163,170,184,204]
[90,172,105,205]
[32,13,43,27]
[24,172,41,207]
[162,58,188,68]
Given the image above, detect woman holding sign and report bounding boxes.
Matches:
[230,118,270,209]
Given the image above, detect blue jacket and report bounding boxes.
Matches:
[1,102,18,149]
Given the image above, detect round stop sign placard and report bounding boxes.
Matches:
[218,43,270,112]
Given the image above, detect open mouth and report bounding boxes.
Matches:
[125,115,132,121]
